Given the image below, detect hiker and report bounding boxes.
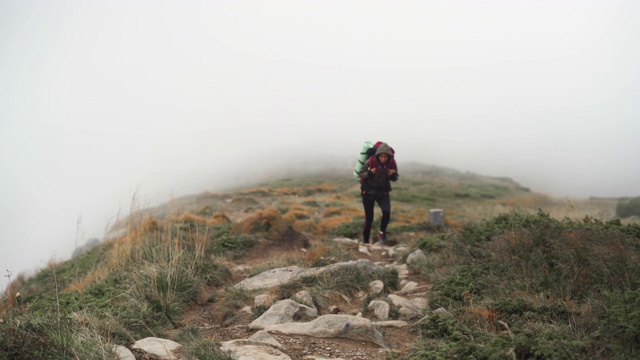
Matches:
[358,142,399,245]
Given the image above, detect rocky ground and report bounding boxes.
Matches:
[118,234,433,360]
[188,239,429,360]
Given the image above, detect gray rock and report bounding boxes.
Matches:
[261,315,389,348]
[388,294,428,320]
[368,300,390,320]
[235,266,306,291]
[332,237,358,245]
[297,259,386,279]
[131,337,181,359]
[250,299,318,330]
[358,245,372,256]
[398,306,422,320]
[221,340,291,360]
[292,290,315,309]
[406,250,427,265]
[113,345,135,360]
[255,294,272,307]
[401,281,419,292]
[241,306,252,314]
[374,320,409,328]
[395,284,432,296]
[248,330,284,349]
[369,280,384,295]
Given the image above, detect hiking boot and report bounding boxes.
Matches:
[377,232,388,245]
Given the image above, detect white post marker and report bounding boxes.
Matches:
[429,209,445,227]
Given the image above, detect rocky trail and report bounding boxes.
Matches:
[115,235,434,360]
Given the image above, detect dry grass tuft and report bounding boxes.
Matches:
[283,204,310,222]
[139,216,159,233]
[65,267,109,293]
[291,219,319,234]
[231,207,289,236]
[171,212,208,225]
[207,212,232,225]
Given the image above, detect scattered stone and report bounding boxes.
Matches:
[406,250,427,265]
[298,259,386,279]
[368,300,390,320]
[292,290,315,309]
[358,245,371,256]
[374,320,409,328]
[328,306,341,314]
[261,315,389,348]
[248,330,284,349]
[221,339,291,360]
[356,312,363,317]
[250,299,318,330]
[241,306,252,314]
[332,237,358,245]
[234,266,306,291]
[113,345,135,360]
[398,306,422,320]
[369,280,384,294]
[233,265,252,273]
[396,285,432,296]
[399,279,408,288]
[131,337,181,359]
[388,294,428,320]
[255,294,272,307]
[401,281,419,292]
[434,307,448,314]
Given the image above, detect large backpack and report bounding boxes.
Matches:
[353,141,395,178]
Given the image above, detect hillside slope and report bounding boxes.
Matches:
[1,164,638,359]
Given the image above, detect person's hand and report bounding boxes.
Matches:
[387,169,396,176]
[370,167,377,174]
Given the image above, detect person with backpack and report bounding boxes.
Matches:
[358,142,399,245]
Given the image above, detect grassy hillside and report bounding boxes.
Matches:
[1,163,638,359]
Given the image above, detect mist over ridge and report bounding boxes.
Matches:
[2,0,639,295]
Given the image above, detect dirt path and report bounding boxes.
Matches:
[177,236,428,359]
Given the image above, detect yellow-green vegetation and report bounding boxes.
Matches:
[1,164,638,359]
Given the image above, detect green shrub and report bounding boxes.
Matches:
[212,231,259,257]
[616,196,640,218]
[416,234,448,253]
[408,211,640,358]
[329,219,366,239]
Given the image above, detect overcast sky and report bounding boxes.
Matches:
[1,0,639,283]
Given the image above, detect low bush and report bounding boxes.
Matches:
[616,196,640,218]
[404,211,640,359]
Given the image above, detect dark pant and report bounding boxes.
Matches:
[362,192,391,243]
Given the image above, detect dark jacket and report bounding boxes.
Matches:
[358,143,399,194]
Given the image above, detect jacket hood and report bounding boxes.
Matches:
[375,143,393,157]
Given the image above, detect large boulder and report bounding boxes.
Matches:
[297,259,386,279]
[235,266,306,291]
[250,299,318,330]
[261,315,389,348]
[221,340,291,360]
[131,337,181,359]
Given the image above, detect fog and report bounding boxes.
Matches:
[1,1,639,285]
